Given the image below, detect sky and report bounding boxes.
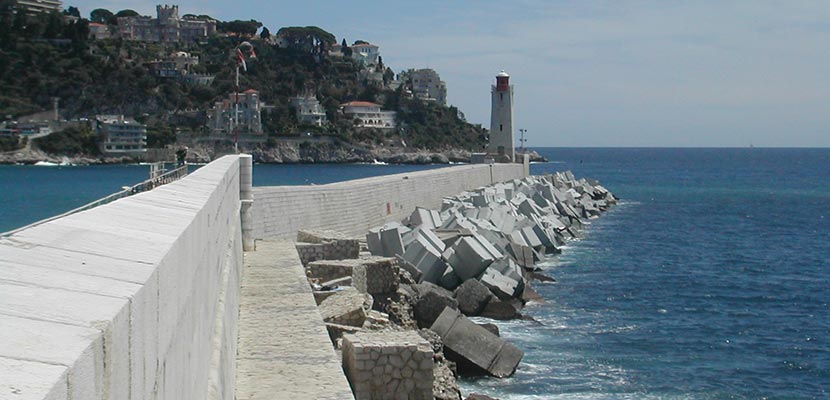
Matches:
[69,1,829,147]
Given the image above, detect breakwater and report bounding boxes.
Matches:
[251,162,528,239]
[0,156,528,399]
[297,171,617,398]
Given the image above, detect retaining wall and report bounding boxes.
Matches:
[0,155,244,400]
[252,163,527,240]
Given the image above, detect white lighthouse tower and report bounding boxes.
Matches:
[488,70,515,162]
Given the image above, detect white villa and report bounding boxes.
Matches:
[351,43,380,66]
[289,95,328,127]
[411,68,447,106]
[95,115,147,156]
[341,101,396,129]
[208,89,264,135]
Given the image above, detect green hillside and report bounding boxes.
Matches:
[0,5,486,156]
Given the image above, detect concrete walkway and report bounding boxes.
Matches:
[236,239,354,400]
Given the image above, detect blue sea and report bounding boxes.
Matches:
[1,149,828,399]
[0,162,444,232]
[463,148,830,399]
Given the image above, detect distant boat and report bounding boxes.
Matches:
[34,157,73,167]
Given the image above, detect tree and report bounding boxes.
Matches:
[64,6,80,18]
[114,9,139,19]
[89,8,114,24]
[217,19,262,37]
[341,38,352,57]
[43,11,62,38]
[259,26,270,40]
[276,26,335,53]
[383,67,395,85]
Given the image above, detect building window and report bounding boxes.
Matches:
[500,124,503,132]
[500,93,503,101]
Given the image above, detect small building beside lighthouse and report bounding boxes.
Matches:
[488,70,515,162]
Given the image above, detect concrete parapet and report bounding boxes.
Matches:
[0,155,245,400]
[252,164,528,240]
[342,331,434,400]
[240,154,254,251]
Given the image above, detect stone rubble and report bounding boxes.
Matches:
[298,171,615,398]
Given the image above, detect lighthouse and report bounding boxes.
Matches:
[488,70,515,162]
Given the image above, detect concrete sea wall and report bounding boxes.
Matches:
[0,157,527,400]
[252,163,527,240]
[0,155,245,400]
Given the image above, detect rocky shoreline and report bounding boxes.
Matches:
[293,171,617,399]
[0,141,547,166]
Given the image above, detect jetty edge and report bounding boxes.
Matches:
[295,170,617,399]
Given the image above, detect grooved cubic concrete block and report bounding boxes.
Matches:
[407,207,443,230]
[412,283,458,329]
[367,223,409,257]
[443,235,502,281]
[401,229,448,284]
[453,279,493,316]
[479,266,522,301]
[429,307,523,378]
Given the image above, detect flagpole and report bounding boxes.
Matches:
[232,41,254,154]
[235,64,239,153]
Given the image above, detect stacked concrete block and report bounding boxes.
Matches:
[365,170,616,314]
[342,331,434,400]
[453,279,494,316]
[430,307,523,378]
[438,268,462,291]
[479,267,522,301]
[412,283,458,329]
[318,287,373,327]
[406,207,443,230]
[443,235,502,281]
[367,223,409,258]
[352,257,400,295]
[401,229,448,284]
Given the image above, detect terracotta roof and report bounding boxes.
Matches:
[243,89,259,94]
[88,22,107,27]
[342,101,380,107]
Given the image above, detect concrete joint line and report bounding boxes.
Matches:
[206,221,239,399]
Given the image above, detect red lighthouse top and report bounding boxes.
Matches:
[495,70,510,91]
